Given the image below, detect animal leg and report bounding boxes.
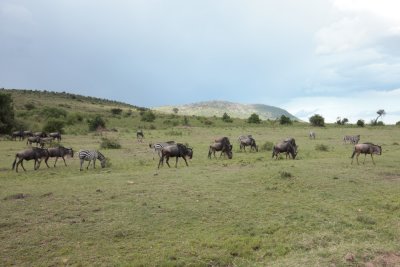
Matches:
[175,157,179,168]
[356,153,360,165]
[80,159,84,171]
[165,156,171,168]
[87,160,91,169]
[20,160,26,172]
[93,159,96,169]
[371,154,375,165]
[182,156,188,167]
[158,155,164,169]
[61,156,67,166]
[363,154,367,164]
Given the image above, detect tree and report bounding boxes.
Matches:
[374,109,385,124]
[356,119,365,127]
[88,115,106,131]
[279,115,292,125]
[222,112,233,123]
[43,119,65,133]
[0,92,16,134]
[248,113,261,124]
[336,117,348,125]
[172,108,179,114]
[309,114,325,127]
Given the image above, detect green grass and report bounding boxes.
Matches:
[1,125,400,266]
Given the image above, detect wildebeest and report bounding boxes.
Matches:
[45,146,74,167]
[23,130,33,138]
[149,141,176,159]
[26,136,40,146]
[208,137,233,159]
[351,143,382,165]
[78,150,106,171]
[309,131,316,139]
[11,130,24,141]
[49,132,62,141]
[137,130,144,142]
[39,137,54,148]
[238,135,258,152]
[11,147,49,172]
[343,135,360,144]
[158,143,193,168]
[272,138,297,159]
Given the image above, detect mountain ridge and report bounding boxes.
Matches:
[154,100,298,121]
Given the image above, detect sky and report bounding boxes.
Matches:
[1,0,400,123]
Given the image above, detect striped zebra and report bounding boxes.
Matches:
[343,135,360,144]
[149,141,175,159]
[78,149,106,171]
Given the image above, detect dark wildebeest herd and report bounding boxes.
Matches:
[9,130,106,172]
[9,128,384,172]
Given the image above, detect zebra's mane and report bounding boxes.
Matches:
[97,151,105,160]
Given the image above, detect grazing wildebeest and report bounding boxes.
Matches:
[137,130,144,142]
[23,130,33,138]
[238,135,258,152]
[11,147,49,172]
[11,130,24,141]
[158,143,193,168]
[149,141,176,159]
[208,137,233,159]
[49,132,62,141]
[39,137,54,148]
[309,131,316,139]
[78,150,106,171]
[26,136,40,146]
[343,135,360,144]
[272,140,297,160]
[45,146,74,167]
[351,143,382,165]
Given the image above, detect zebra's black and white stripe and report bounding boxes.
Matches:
[343,135,360,144]
[78,149,106,171]
[149,141,175,159]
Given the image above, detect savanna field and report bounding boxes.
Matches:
[0,90,400,266]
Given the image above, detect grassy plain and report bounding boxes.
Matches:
[1,124,400,266]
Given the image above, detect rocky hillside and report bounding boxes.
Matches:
[154,101,298,120]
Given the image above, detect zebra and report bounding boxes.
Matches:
[309,131,316,139]
[343,135,360,144]
[78,149,106,171]
[149,141,176,159]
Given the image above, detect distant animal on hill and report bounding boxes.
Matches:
[45,146,74,167]
[343,135,360,144]
[78,150,106,171]
[49,132,62,141]
[272,139,297,160]
[238,135,258,152]
[351,143,382,165]
[158,143,193,168]
[309,131,316,139]
[208,137,233,159]
[12,147,49,172]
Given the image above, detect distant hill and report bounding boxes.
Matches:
[154,101,299,121]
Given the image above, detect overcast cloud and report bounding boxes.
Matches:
[0,0,399,123]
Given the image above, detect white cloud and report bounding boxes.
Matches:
[283,89,400,124]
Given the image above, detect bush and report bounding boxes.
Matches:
[315,144,329,151]
[370,120,384,126]
[248,113,261,124]
[40,107,67,119]
[24,102,35,110]
[140,110,156,122]
[260,141,274,151]
[43,119,65,133]
[111,108,123,115]
[0,92,16,134]
[88,115,106,131]
[66,112,84,125]
[100,137,121,149]
[279,115,292,125]
[222,112,233,123]
[309,114,325,127]
[356,119,365,127]
[396,121,400,126]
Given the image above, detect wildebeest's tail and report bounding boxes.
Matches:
[12,155,18,170]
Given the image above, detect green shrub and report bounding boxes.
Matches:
[279,115,292,125]
[43,119,65,133]
[222,112,233,123]
[111,108,123,115]
[100,137,121,149]
[279,171,293,179]
[315,144,329,152]
[24,102,36,110]
[0,92,16,134]
[88,115,106,131]
[356,119,365,127]
[248,113,261,124]
[140,110,156,122]
[40,107,67,119]
[261,141,274,151]
[66,112,84,125]
[166,130,182,136]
